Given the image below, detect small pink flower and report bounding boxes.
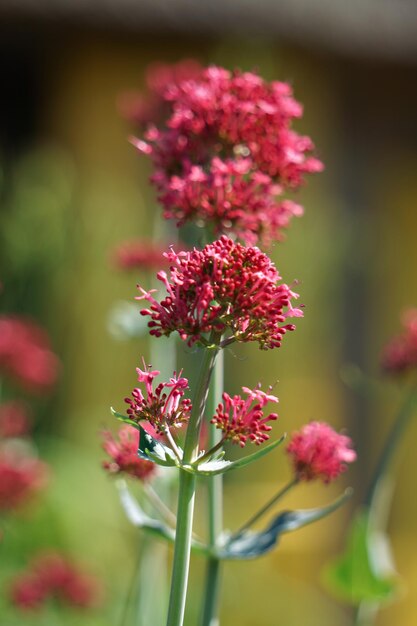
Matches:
[286,421,356,483]
[138,236,302,350]
[0,401,31,439]
[381,309,417,375]
[10,552,100,610]
[0,316,59,394]
[124,361,192,433]
[0,444,48,512]
[211,385,279,447]
[102,425,156,481]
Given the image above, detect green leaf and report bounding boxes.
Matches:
[116,481,208,555]
[226,434,286,471]
[138,426,178,467]
[110,406,139,428]
[322,510,400,604]
[188,458,233,475]
[218,489,352,560]
[186,435,286,476]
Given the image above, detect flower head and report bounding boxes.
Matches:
[286,421,356,483]
[124,361,192,433]
[102,425,156,481]
[138,236,302,349]
[0,443,48,512]
[131,65,323,245]
[211,385,279,447]
[10,552,100,610]
[381,309,417,375]
[0,316,59,394]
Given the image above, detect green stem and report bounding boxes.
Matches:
[166,342,219,626]
[201,351,224,626]
[164,426,183,461]
[196,436,227,466]
[233,477,299,538]
[144,484,177,527]
[365,383,417,508]
[354,383,417,626]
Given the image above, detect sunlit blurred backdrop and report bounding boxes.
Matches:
[1,2,417,625]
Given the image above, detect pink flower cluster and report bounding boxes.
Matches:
[10,552,100,610]
[211,386,279,447]
[0,444,47,512]
[125,362,192,433]
[132,65,323,245]
[138,236,302,349]
[113,240,169,272]
[381,309,417,375]
[156,157,304,247]
[0,316,59,394]
[286,421,356,483]
[102,425,156,480]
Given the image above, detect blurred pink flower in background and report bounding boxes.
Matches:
[381,309,417,375]
[10,552,101,610]
[118,59,203,127]
[286,421,356,483]
[0,444,48,512]
[0,401,31,439]
[113,240,170,272]
[0,316,60,394]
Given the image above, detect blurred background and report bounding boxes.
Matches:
[0,1,417,625]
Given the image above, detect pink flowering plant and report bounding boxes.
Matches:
[106,61,356,626]
[322,310,417,625]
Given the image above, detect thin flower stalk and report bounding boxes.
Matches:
[166,338,220,626]
[200,351,224,626]
[233,477,299,538]
[136,301,177,626]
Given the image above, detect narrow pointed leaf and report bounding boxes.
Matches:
[322,510,400,604]
[227,434,286,471]
[111,407,139,428]
[186,435,286,476]
[218,489,352,560]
